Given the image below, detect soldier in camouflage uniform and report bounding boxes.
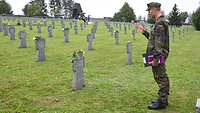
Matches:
[136,2,170,110]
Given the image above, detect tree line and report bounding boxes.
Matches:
[0,0,200,30]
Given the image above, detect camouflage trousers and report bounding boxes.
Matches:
[152,63,170,103]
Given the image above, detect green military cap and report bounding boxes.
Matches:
[146,2,161,11]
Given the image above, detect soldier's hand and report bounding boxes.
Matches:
[136,24,145,33]
[149,61,158,67]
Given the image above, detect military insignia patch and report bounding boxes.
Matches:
[158,25,163,29]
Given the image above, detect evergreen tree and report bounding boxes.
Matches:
[168,4,182,26]
[0,0,12,15]
[63,0,74,18]
[180,11,189,23]
[111,2,136,22]
[49,0,56,16]
[35,0,48,16]
[22,4,29,16]
[27,1,41,16]
[49,0,62,16]
[192,7,200,31]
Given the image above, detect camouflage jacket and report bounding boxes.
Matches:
[142,15,169,62]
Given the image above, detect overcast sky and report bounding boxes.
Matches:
[7,0,200,18]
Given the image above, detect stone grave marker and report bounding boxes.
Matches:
[74,25,78,34]
[63,29,69,43]
[22,20,26,27]
[119,24,121,30]
[52,21,55,29]
[87,34,93,50]
[47,25,53,37]
[35,38,46,62]
[70,22,72,28]
[124,26,127,34]
[29,22,33,30]
[179,30,181,39]
[71,52,85,91]
[172,31,174,42]
[18,30,27,48]
[3,23,8,35]
[37,23,41,33]
[132,30,135,40]
[115,31,119,44]
[9,26,15,40]
[91,28,95,39]
[44,21,47,26]
[111,27,113,35]
[126,41,132,65]
[80,23,83,30]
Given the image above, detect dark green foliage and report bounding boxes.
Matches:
[147,16,156,24]
[168,4,182,27]
[63,0,74,18]
[180,11,189,23]
[22,4,29,16]
[0,0,12,15]
[192,7,200,31]
[111,2,136,22]
[35,0,48,16]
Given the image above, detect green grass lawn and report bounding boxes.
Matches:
[0,19,200,113]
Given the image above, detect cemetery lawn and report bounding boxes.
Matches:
[0,19,200,113]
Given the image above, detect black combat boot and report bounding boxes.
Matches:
[148,100,166,110]
[151,99,168,106]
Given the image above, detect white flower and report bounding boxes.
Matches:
[8,23,10,25]
[62,28,64,31]
[114,30,116,33]
[33,37,36,40]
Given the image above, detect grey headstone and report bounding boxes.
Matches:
[9,26,15,40]
[80,23,83,30]
[119,24,121,30]
[52,21,55,29]
[22,20,26,27]
[18,30,27,48]
[115,32,119,44]
[172,31,174,42]
[91,28,95,39]
[74,25,78,34]
[63,29,69,43]
[70,22,72,28]
[35,38,46,62]
[183,29,185,37]
[124,26,127,34]
[37,23,41,33]
[111,27,113,35]
[3,24,8,35]
[61,23,65,28]
[132,30,135,40]
[48,26,53,37]
[44,21,47,26]
[29,22,33,30]
[116,23,118,28]
[0,16,2,32]
[179,30,181,39]
[128,24,130,30]
[87,34,93,50]
[126,41,132,65]
[84,22,86,28]
[71,52,85,91]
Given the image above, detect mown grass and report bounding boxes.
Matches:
[0,19,200,113]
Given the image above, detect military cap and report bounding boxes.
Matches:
[146,2,161,11]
